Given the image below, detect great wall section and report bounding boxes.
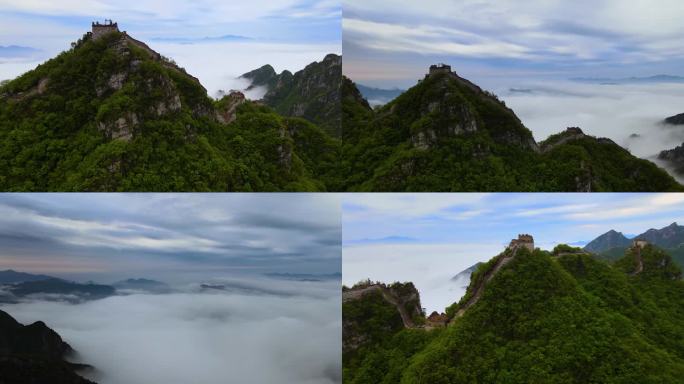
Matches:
[344,234,537,330]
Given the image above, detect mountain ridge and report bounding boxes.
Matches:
[343,238,684,383]
[584,222,684,267]
[0,309,96,383]
[240,54,341,136]
[341,66,682,192]
[0,24,339,191]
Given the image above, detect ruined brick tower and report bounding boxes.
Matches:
[632,239,648,248]
[92,20,119,40]
[507,234,534,251]
[429,63,452,76]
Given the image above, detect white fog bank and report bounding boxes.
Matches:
[343,243,502,313]
[0,279,341,384]
[497,81,684,159]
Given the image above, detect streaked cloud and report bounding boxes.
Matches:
[344,0,684,86]
[0,194,341,281]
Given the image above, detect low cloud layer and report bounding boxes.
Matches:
[1,279,341,384]
[499,81,684,156]
[343,243,500,312]
[152,41,338,98]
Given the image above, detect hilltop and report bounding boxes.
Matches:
[343,235,684,383]
[0,21,339,191]
[585,222,684,267]
[0,309,96,383]
[240,54,342,136]
[341,64,682,191]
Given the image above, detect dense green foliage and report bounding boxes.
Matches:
[0,32,339,191]
[344,247,684,383]
[340,75,682,191]
[242,54,341,137]
[596,244,684,269]
[552,243,584,254]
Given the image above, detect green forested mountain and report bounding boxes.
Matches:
[241,54,342,137]
[341,70,682,192]
[583,229,631,253]
[343,242,684,383]
[0,29,339,191]
[586,223,684,268]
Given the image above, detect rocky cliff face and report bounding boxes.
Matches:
[242,54,342,136]
[583,229,632,253]
[658,143,684,175]
[342,282,424,357]
[341,72,681,192]
[385,71,537,152]
[636,222,684,248]
[0,25,338,192]
[0,310,95,383]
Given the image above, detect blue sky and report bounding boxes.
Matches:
[0,0,341,95]
[343,193,684,311]
[344,0,684,88]
[0,194,341,282]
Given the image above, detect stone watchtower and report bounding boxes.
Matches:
[507,234,534,251]
[92,20,119,40]
[429,63,453,76]
[632,239,648,248]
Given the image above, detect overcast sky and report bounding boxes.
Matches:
[0,194,341,283]
[343,193,684,312]
[0,0,341,95]
[344,0,684,88]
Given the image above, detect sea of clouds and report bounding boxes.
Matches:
[343,242,502,313]
[497,81,684,177]
[0,277,341,384]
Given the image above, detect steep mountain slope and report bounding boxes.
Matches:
[0,27,338,191]
[585,223,684,267]
[664,112,684,125]
[637,222,684,247]
[240,64,281,90]
[241,54,342,136]
[0,309,95,383]
[341,70,682,191]
[450,262,483,282]
[343,243,684,383]
[583,229,631,253]
[657,143,684,175]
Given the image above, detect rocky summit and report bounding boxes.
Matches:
[340,65,682,192]
[0,309,96,383]
[583,229,631,253]
[241,54,342,137]
[0,23,340,192]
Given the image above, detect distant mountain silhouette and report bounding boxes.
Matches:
[0,269,57,284]
[5,278,115,302]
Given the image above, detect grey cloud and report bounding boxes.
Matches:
[0,194,341,281]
